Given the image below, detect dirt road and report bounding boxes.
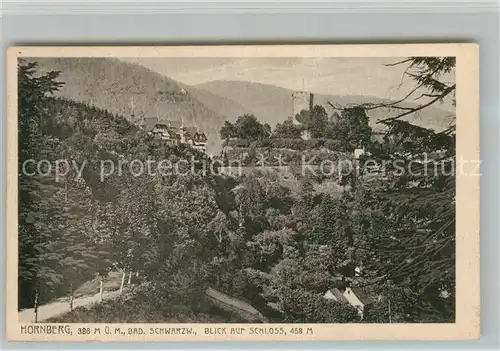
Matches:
[18,290,121,323]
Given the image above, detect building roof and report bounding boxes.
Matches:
[193,132,208,142]
[349,287,374,306]
[330,279,347,291]
[142,118,206,143]
[148,120,182,131]
[183,127,207,141]
[155,123,171,129]
[165,120,182,129]
[329,288,349,303]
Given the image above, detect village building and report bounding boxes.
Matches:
[323,279,374,319]
[140,117,208,153]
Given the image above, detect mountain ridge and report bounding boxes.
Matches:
[29,58,249,153]
[196,80,455,133]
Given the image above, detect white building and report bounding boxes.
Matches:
[324,283,373,319]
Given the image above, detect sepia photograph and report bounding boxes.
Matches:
[6,45,479,341]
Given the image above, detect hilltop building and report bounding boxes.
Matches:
[140,117,208,153]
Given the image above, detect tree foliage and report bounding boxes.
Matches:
[18,61,112,307]
[295,105,329,139]
[220,114,271,140]
[324,106,373,152]
[337,57,457,322]
[273,117,302,139]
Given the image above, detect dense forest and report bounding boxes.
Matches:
[18,57,455,323]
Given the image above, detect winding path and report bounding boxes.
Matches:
[18,290,121,323]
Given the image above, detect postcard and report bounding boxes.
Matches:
[6,44,480,341]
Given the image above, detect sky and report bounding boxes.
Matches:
[120,57,455,110]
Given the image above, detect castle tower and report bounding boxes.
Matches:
[292,91,314,125]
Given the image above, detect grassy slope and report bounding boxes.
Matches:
[73,271,123,297]
[196,80,455,133]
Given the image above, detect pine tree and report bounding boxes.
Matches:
[344,57,456,321]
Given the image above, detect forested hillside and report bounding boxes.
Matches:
[18,60,213,308]
[29,58,247,153]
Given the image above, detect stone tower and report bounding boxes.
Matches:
[291,91,314,125]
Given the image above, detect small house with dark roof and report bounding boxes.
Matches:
[182,126,208,153]
[324,287,349,304]
[323,278,373,319]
